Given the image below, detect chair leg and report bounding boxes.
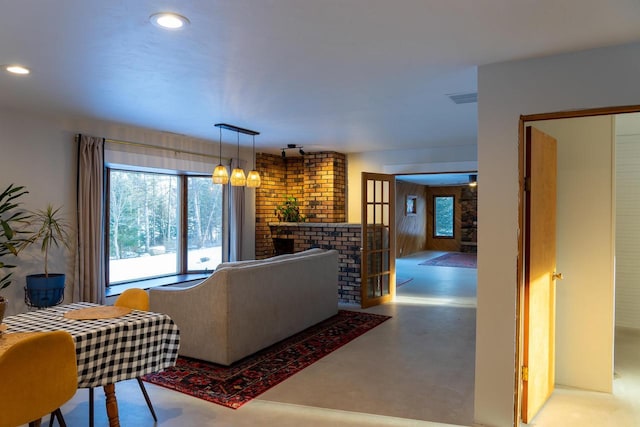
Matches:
[28,419,42,427]
[44,409,67,427]
[89,387,94,427]
[137,377,158,421]
[52,409,67,427]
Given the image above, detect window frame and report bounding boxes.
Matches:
[105,167,224,287]
[432,194,455,239]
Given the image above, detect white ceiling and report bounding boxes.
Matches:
[1,1,639,153]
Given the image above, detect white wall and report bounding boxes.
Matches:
[347,144,477,222]
[531,116,614,393]
[0,109,76,315]
[0,108,255,316]
[615,112,640,329]
[476,41,640,427]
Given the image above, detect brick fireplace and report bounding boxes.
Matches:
[254,151,361,304]
[254,151,347,258]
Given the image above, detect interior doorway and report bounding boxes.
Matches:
[516,107,640,424]
[395,172,478,259]
[392,172,479,422]
[394,172,478,303]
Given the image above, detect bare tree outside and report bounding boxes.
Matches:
[108,170,222,283]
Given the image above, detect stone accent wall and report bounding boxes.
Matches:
[255,151,347,259]
[460,185,478,253]
[269,223,361,305]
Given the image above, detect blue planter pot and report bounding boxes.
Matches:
[25,274,65,308]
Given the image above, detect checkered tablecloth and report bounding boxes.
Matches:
[3,302,180,388]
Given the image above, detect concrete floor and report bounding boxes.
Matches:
[40,251,640,426]
[526,326,640,427]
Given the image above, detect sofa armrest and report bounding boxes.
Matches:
[149,271,230,362]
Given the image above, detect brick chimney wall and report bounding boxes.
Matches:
[254,151,347,259]
[303,152,346,223]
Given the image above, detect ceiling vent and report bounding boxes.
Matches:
[447,92,478,104]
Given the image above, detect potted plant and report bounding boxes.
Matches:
[275,196,306,223]
[24,204,72,308]
[0,184,32,322]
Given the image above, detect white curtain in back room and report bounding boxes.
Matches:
[615,112,640,329]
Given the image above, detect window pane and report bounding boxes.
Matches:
[187,176,223,272]
[109,170,179,283]
[434,195,454,238]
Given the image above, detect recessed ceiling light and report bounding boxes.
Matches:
[6,65,30,75]
[150,12,190,30]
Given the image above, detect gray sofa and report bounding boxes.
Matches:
[149,248,339,365]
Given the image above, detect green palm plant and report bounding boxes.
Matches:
[0,184,32,291]
[28,204,72,277]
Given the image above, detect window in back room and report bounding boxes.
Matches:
[434,195,454,238]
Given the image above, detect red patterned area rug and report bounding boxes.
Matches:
[418,252,477,268]
[143,310,390,409]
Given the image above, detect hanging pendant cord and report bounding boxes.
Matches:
[237,131,240,164]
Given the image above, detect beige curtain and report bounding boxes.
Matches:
[228,158,245,262]
[74,135,105,304]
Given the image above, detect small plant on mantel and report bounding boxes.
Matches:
[275,196,306,223]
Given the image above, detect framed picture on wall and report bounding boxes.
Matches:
[406,195,417,216]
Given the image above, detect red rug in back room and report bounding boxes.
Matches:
[418,252,477,268]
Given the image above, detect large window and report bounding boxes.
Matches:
[108,169,223,285]
[433,195,454,238]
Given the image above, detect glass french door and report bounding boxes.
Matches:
[361,172,396,308]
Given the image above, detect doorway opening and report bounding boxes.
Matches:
[516,106,640,424]
[393,172,479,422]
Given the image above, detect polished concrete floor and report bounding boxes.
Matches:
[526,326,640,427]
[40,251,640,426]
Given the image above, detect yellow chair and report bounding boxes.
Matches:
[0,331,77,427]
[114,287,149,311]
[88,288,156,425]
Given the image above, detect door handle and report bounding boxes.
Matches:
[552,272,564,281]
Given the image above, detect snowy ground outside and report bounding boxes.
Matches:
[109,246,222,283]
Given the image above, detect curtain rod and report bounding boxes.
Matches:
[104,137,225,161]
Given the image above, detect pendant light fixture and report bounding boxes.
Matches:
[246,134,261,188]
[212,125,229,184]
[230,130,246,186]
[214,123,260,187]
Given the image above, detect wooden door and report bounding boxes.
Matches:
[361,172,396,308]
[522,126,558,423]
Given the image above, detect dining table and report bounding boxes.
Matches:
[1,302,180,427]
